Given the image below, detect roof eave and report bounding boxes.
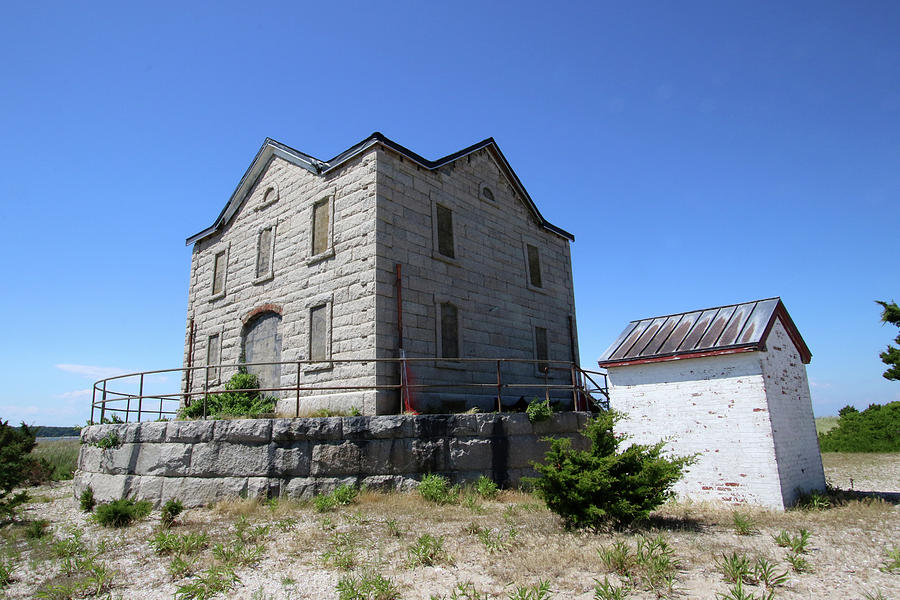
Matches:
[598,344,760,368]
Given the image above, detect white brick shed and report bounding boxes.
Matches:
[598,298,825,510]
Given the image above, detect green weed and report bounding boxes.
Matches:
[24,519,50,539]
[79,487,95,512]
[321,533,358,570]
[407,533,449,567]
[785,551,811,573]
[716,551,753,584]
[731,511,756,535]
[507,579,552,600]
[94,498,152,527]
[335,569,401,600]
[161,499,184,527]
[474,475,499,499]
[593,577,629,600]
[772,529,810,554]
[880,547,900,573]
[418,474,460,505]
[174,565,240,600]
[94,432,120,449]
[149,531,209,556]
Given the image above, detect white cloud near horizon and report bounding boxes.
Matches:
[55,389,92,399]
[55,364,129,380]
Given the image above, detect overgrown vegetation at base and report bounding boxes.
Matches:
[525,398,553,423]
[418,474,460,505]
[93,498,153,527]
[179,371,276,420]
[818,401,900,452]
[530,411,694,528]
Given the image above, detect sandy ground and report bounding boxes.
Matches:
[2,453,899,600]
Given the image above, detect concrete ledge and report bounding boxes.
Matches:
[75,413,590,506]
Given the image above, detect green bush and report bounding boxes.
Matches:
[79,487,96,512]
[179,372,276,419]
[818,401,900,452]
[95,432,120,449]
[473,475,499,499]
[0,420,38,521]
[418,474,459,505]
[530,411,694,528]
[161,499,184,527]
[332,484,359,506]
[94,498,153,528]
[526,398,553,423]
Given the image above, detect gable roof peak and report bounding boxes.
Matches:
[186,133,573,246]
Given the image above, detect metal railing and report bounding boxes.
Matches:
[90,358,609,423]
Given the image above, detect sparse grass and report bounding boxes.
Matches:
[593,576,629,600]
[336,569,401,600]
[407,533,450,567]
[321,532,359,570]
[597,534,678,596]
[149,530,209,556]
[24,519,50,539]
[731,511,756,535]
[785,551,812,573]
[475,526,518,554]
[30,439,80,481]
[506,579,552,600]
[0,555,13,587]
[772,529,810,554]
[880,546,900,573]
[174,564,239,600]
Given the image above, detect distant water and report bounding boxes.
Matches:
[36,436,80,442]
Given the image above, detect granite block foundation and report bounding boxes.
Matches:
[74,413,590,507]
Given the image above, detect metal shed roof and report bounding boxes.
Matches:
[597,297,811,367]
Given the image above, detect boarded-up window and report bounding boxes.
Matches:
[526,244,542,288]
[440,302,459,358]
[256,227,274,279]
[312,199,330,256]
[212,250,226,295]
[310,304,328,361]
[206,334,220,382]
[436,204,454,258]
[535,326,549,373]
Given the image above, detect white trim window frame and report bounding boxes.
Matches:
[210,242,231,301]
[253,223,277,284]
[431,191,460,266]
[305,293,333,372]
[307,193,336,265]
[435,295,464,369]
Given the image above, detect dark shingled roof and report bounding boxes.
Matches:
[186,133,574,245]
[597,297,811,367]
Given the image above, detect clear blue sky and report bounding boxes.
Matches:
[1,1,897,426]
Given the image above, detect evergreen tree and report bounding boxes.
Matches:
[876,300,900,381]
[0,420,37,521]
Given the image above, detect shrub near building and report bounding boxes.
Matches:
[818,401,900,452]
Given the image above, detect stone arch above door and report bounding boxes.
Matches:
[241,310,282,394]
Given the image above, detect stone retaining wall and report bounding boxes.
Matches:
[74,413,590,507]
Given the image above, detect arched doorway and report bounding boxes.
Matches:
[242,311,282,393]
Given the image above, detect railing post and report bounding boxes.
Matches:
[496,360,502,412]
[91,385,95,425]
[203,366,209,420]
[544,368,550,404]
[100,380,107,424]
[126,394,131,423]
[137,373,144,422]
[571,364,578,411]
[296,361,301,417]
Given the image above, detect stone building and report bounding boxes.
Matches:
[597,298,825,509]
[183,133,579,416]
